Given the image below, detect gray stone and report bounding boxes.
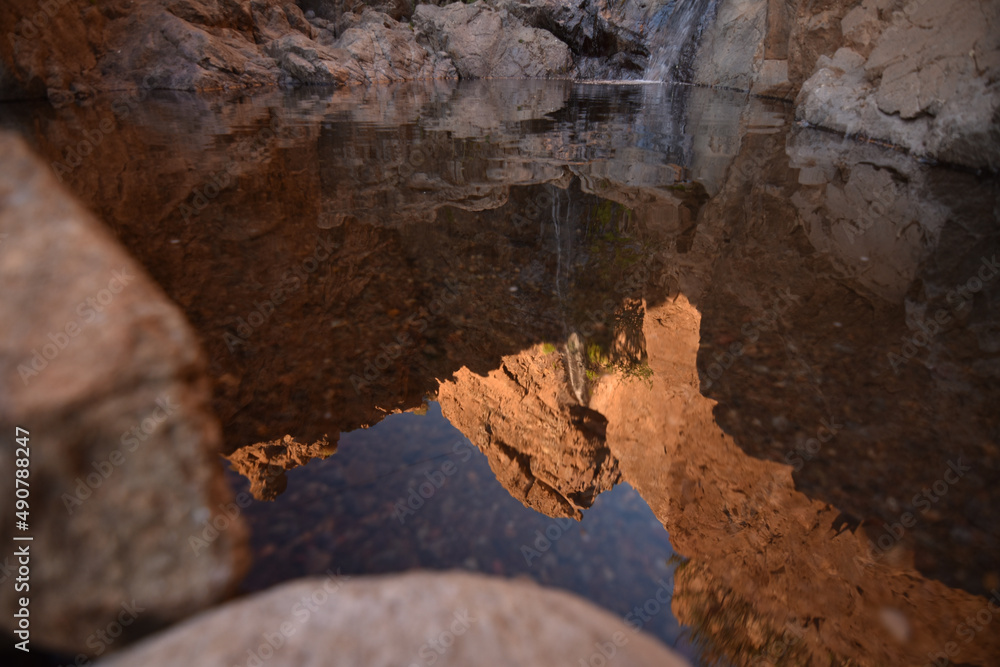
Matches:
[690,0,768,92]
[337,9,458,83]
[414,2,572,79]
[264,33,363,85]
[795,0,1000,169]
[98,571,691,667]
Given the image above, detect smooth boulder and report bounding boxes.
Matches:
[98,571,691,667]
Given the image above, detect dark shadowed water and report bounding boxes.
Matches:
[234,402,687,655]
[2,79,998,666]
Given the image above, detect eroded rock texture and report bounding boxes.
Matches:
[414,2,573,78]
[796,0,1000,169]
[693,0,1000,168]
[0,0,457,100]
[439,345,621,519]
[225,435,337,500]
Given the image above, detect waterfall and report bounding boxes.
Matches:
[643,0,720,83]
[552,187,565,304]
[549,186,588,406]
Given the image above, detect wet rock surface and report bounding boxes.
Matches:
[0,133,248,655]
[495,0,652,78]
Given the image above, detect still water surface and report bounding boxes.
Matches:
[3,79,998,666]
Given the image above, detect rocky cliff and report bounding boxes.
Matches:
[3,0,997,167]
[692,0,1000,168]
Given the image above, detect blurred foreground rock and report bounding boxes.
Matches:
[99,571,690,667]
[0,133,248,654]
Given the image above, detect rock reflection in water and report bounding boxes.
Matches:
[3,78,997,666]
[233,402,687,657]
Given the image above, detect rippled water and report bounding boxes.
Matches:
[3,79,998,666]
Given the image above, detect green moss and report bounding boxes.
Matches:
[586,343,607,366]
[593,200,615,226]
[621,361,653,383]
